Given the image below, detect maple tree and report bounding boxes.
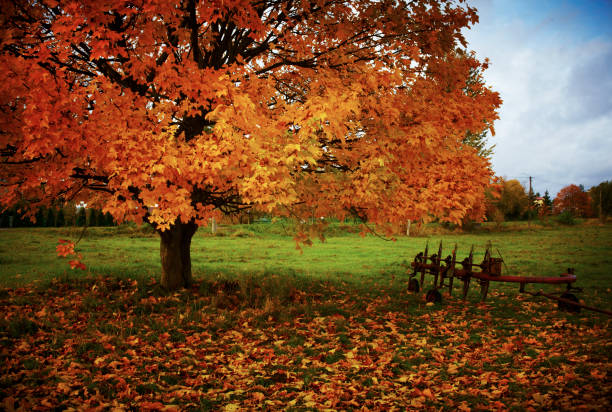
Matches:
[553,184,591,218]
[0,0,500,289]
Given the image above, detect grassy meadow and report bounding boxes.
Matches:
[1,220,611,410]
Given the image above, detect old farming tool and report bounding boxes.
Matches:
[409,242,584,311]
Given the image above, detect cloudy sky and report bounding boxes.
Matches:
[463,0,612,197]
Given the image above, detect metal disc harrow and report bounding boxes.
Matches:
[407,241,601,313]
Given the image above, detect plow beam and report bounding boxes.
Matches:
[524,290,612,316]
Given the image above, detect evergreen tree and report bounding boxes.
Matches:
[45,208,55,227]
[76,207,87,226]
[590,180,612,220]
[63,203,77,226]
[55,209,65,227]
[463,127,494,159]
[543,190,553,211]
[87,208,97,227]
[35,207,46,227]
[13,206,32,227]
[103,212,115,226]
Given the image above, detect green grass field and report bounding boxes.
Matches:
[1,221,611,410]
[2,221,612,303]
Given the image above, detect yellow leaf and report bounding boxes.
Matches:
[410,398,424,408]
[422,388,435,399]
[457,401,471,411]
[416,338,427,346]
[57,382,71,394]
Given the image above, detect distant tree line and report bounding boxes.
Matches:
[485,178,612,223]
[0,203,116,228]
[3,180,610,229]
[589,180,612,221]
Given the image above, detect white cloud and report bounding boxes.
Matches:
[464,0,612,196]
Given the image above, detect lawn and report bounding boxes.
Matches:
[1,222,611,410]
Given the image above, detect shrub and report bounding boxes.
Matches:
[230,228,256,238]
[556,211,575,225]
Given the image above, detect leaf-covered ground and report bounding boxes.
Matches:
[1,276,610,411]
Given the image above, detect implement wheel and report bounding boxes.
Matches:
[558,293,581,313]
[426,289,442,303]
[408,278,420,293]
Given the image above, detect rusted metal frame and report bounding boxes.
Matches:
[449,251,474,300]
[410,246,577,302]
[447,262,576,284]
[446,245,457,296]
[432,242,443,289]
[470,272,577,284]
[524,290,612,316]
[407,242,612,315]
[420,242,429,288]
[463,247,474,300]
[478,248,493,301]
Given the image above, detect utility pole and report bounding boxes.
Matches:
[528,176,533,228]
[599,188,604,223]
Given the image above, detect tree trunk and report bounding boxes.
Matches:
[159,220,198,290]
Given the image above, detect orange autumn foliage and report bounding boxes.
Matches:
[0,0,500,287]
[553,184,592,218]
